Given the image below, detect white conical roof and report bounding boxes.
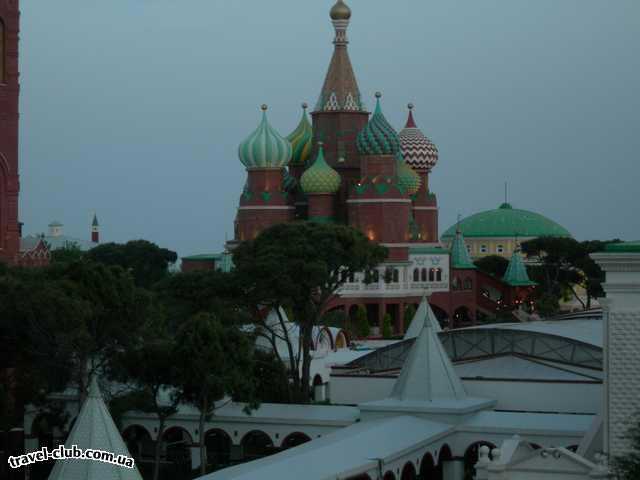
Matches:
[48,377,142,480]
[391,311,466,402]
[404,295,442,340]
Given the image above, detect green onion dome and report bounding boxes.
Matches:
[238,105,292,169]
[356,92,401,156]
[282,168,298,192]
[300,143,341,194]
[395,152,421,195]
[286,103,313,166]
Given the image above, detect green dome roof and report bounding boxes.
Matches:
[442,203,572,239]
[238,105,292,169]
[395,152,421,195]
[300,144,341,194]
[356,93,401,156]
[286,104,313,166]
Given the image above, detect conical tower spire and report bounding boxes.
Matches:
[451,226,476,270]
[503,244,536,286]
[315,0,364,112]
[404,295,442,340]
[391,307,467,402]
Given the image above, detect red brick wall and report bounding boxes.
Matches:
[308,193,335,220]
[0,0,20,264]
[181,259,216,273]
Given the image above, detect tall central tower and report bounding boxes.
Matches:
[0,0,20,264]
[311,0,369,222]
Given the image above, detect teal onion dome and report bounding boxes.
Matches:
[356,92,401,156]
[286,103,313,166]
[395,152,421,195]
[300,143,341,194]
[282,168,298,192]
[238,105,292,169]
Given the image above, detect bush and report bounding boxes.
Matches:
[355,305,370,338]
[404,304,416,333]
[382,313,393,339]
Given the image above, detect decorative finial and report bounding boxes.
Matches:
[317,141,324,147]
[302,102,308,110]
[375,91,382,99]
[261,104,268,111]
[330,0,352,21]
[408,103,414,110]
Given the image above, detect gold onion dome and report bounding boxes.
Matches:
[300,143,342,194]
[238,105,292,169]
[286,103,313,166]
[395,152,421,195]
[330,0,351,20]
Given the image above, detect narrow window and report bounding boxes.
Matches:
[480,244,488,254]
[393,269,399,283]
[413,268,419,282]
[436,268,442,282]
[421,268,427,282]
[429,268,435,282]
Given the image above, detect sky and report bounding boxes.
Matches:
[18,0,640,258]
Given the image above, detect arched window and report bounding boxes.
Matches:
[452,277,460,290]
[349,272,355,283]
[413,268,419,282]
[428,268,435,282]
[1,18,5,84]
[463,277,473,290]
[393,269,399,283]
[373,270,379,282]
[421,268,427,282]
[436,268,442,282]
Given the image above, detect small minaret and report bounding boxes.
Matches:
[91,213,100,243]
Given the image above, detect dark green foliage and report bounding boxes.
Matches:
[403,304,416,333]
[356,305,370,338]
[614,415,640,480]
[233,222,387,401]
[474,255,509,278]
[521,237,620,315]
[382,313,393,339]
[50,243,84,264]
[248,350,290,404]
[86,239,177,288]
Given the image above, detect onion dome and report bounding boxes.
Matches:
[286,103,313,166]
[399,103,439,172]
[238,105,292,169]
[356,93,401,155]
[395,152,421,195]
[282,168,298,192]
[441,203,572,240]
[330,0,351,20]
[300,143,341,194]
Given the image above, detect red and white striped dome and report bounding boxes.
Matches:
[399,104,439,172]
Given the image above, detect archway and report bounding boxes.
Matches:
[453,306,473,326]
[435,444,453,479]
[241,430,274,460]
[464,441,496,480]
[400,461,417,480]
[419,452,436,478]
[281,432,311,450]
[161,426,192,480]
[335,330,348,349]
[205,428,232,471]
[383,471,396,480]
[122,425,152,459]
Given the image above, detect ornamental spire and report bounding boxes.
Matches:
[315,0,364,112]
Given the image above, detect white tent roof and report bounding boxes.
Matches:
[403,295,442,340]
[392,308,466,402]
[199,415,452,480]
[48,378,142,480]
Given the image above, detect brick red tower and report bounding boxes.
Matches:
[311,0,369,224]
[91,213,100,243]
[399,104,440,243]
[0,0,20,264]
[233,105,295,243]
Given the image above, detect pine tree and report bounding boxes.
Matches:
[356,305,370,338]
[382,313,393,339]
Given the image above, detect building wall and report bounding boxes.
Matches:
[0,0,20,264]
[445,237,535,260]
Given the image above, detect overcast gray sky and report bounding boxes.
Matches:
[19,0,640,257]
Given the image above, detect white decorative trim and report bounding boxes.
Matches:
[413,206,438,211]
[346,199,411,204]
[238,206,295,211]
